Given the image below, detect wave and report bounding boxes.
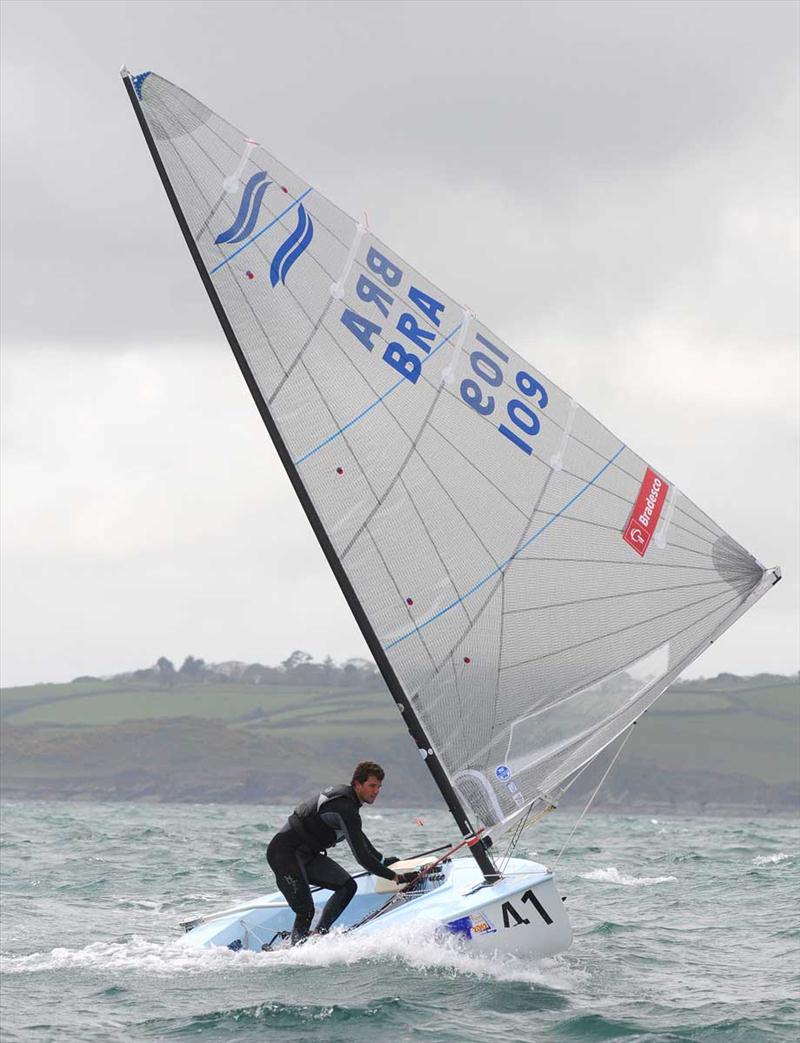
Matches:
[0,924,582,990]
[139,998,407,1034]
[586,920,637,935]
[553,1013,645,1039]
[242,922,584,990]
[579,866,678,886]
[752,852,791,866]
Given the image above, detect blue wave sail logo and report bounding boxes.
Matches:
[270,204,314,286]
[215,171,270,245]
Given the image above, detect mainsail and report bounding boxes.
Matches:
[124,71,778,851]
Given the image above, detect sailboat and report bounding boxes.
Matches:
[123,69,779,957]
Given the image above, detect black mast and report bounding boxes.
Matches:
[122,71,497,879]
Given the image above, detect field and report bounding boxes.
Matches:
[1,674,797,810]
[0,681,400,739]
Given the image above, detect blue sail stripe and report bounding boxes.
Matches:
[210,188,313,274]
[277,210,314,283]
[270,205,308,287]
[215,171,269,245]
[225,178,271,244]
[384,444,627,650]
[293,322,462,466]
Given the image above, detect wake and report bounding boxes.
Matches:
[1,922,582,990]
[579,866,678,886]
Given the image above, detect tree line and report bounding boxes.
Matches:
[111,650,384,690]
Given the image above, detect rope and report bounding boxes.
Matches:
[552,721,637,869]
[496,802,556,872]
[498,803,534,874]
[346,829,489,932]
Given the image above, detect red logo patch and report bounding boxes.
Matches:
[623,467,669,557]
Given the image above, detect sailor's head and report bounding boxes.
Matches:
[352,760,385,804]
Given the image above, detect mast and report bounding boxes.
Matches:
[122,71,497,879]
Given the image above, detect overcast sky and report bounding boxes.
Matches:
[1,0,798,688]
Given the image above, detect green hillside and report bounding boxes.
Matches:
[1,673,797,812]
[0,680,400,737]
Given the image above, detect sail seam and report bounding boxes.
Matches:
[425,420,531,521]
[293,323,462,465]
[385,445,625,649]
[467,587,743,776]
[431,466,560,743]
[399,473,474,628]
[363,525,438,671]
[267,299,334,406]
[407,438,510,572]
[343,414,508,581]
[529,583,765,798]
[339,384,447,560]
[503,586,739,673]
[503,577,731,615]
[291,353,388,509]
[492,577,507,750]
[514,556,719,571]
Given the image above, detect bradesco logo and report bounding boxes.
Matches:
[622,467,669,557]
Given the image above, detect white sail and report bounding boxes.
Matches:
[127,71,778,836]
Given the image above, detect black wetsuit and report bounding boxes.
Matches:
[266,784,396,942]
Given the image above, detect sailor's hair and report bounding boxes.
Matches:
[352,760,385,785]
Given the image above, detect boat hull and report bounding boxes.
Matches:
[178,856,572,958]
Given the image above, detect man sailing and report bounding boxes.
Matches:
[266,760,416,944]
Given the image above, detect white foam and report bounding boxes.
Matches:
[0,936,240,977]
[0,923,583,989]
[580,866,678,886]
[752,852,790,866]
[115,897,164,911]
[261,921,583,989]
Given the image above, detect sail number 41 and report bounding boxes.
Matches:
[459,332,549,456]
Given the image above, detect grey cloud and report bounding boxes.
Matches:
[1,0,797,345]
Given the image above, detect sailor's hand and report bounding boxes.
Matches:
[393,871,417,886]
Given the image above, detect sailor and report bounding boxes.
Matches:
[266,760,416,944]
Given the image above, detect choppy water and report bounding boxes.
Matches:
[1,802,797,1042]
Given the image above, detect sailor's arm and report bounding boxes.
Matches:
[321,805,396,880]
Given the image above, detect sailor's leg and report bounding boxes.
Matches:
[304,855,357,933]
[266,835,315,943]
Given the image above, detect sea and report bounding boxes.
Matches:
[1,802,797,1042]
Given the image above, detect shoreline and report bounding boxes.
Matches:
[1,792,796,818]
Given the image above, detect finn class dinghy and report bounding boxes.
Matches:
[123,69,779,958]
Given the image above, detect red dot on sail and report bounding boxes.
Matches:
[336,467,344,475]
[281,186,288,193]
[406,598,414,606]
[463,657,471,664]
[245,270,254,280]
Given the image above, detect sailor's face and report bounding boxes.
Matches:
[355,775,382,804]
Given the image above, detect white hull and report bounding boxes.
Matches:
[179,856,572,958]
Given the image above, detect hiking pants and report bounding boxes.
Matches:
[266,831,357,940]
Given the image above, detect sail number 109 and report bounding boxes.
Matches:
[459,332,549,455]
